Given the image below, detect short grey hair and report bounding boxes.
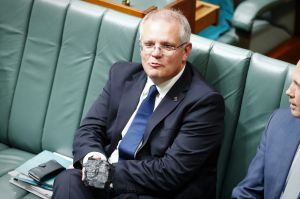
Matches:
[139,8,191,43]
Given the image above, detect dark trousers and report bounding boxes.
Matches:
[53,169,169,199]
[52,169,107,199]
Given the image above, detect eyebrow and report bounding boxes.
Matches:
[292,74,300,87]
[294,80,300,87]
[142,39,177,45]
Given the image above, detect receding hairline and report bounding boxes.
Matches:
[142,9,183,22]
[139,8,191,43]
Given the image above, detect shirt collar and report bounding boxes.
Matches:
[145,65,186,99]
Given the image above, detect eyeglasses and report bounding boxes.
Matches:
[140,41,187,56]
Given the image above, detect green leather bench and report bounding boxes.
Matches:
[0,0,295,198]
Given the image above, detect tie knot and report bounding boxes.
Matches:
[148,85,158,99]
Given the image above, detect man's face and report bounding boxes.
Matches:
[140,19,192,85]
[286,61,300,117]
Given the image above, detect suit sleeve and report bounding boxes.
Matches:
[72,69,112,169]
[231,111,277,199]
[72,61,140,169]
[112,92,225,194]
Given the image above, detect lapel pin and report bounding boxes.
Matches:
[173,97,178,101]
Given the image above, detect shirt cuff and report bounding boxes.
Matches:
[83,152,107,164]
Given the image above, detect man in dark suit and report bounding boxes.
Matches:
[232,60,300,199]
[53,8,224,199]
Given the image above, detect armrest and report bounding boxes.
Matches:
[232,0,291,32]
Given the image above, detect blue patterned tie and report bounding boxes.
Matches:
[119,85,158,160]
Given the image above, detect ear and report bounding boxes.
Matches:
[182,42,192,62]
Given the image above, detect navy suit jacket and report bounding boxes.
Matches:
[73,61,224,199]
[232,108,300,199]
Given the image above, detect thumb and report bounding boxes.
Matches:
[91,154,101,160]
[81,167,86,181]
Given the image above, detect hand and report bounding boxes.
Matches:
[82,158,112,189]
[81,153,102,181]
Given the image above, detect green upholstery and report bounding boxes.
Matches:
[0,0,295,198]
[0,149,34,198]
[0,0,33,145]
[9,0,71,154]
[83,10,140,116]
[204,43,252,198]
[0,143,9,151]
[221,54,292,198]
[0,174,28,199]
[0,148,33,176]
[42,1,107,156]
[188,36,252,198]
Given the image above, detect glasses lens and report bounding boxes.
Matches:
[140,42,186,56]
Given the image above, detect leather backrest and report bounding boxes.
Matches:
[205,43,251,199]
[8,0,71,153]
[0,0,296,198]
[220,53,294,198]
[2,0,141,156]
[42,1,107,156]
[189,36,252,198]
[82,9,140,116]
[0,0,33,145]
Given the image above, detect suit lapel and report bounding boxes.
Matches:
[138,65,192,150]
[108,69,147,155]
[272,118,300,198]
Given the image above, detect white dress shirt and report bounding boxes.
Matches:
[83,66,185,164]
[280,143,300,199]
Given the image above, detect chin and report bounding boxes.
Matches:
[146,69,160,78]
[291,110,300,118]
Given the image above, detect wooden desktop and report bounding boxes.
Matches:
[83,0,219,33]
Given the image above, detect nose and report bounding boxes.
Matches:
[286,83,294,97]
[151,45,163,57]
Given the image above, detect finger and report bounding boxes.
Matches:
[91,154,101,160]
[82,167,86,181]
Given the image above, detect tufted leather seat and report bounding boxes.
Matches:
[0,0,295,198]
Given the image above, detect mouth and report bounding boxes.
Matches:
[289,101,296,109]
[149,62,162,68]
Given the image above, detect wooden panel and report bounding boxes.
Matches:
[267,37,300,65]
[165,0,196,32]
[83,0,219,33]
[194,1,219,33]
[84,0,156,17]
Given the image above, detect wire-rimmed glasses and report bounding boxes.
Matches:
[140,41,187,56]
